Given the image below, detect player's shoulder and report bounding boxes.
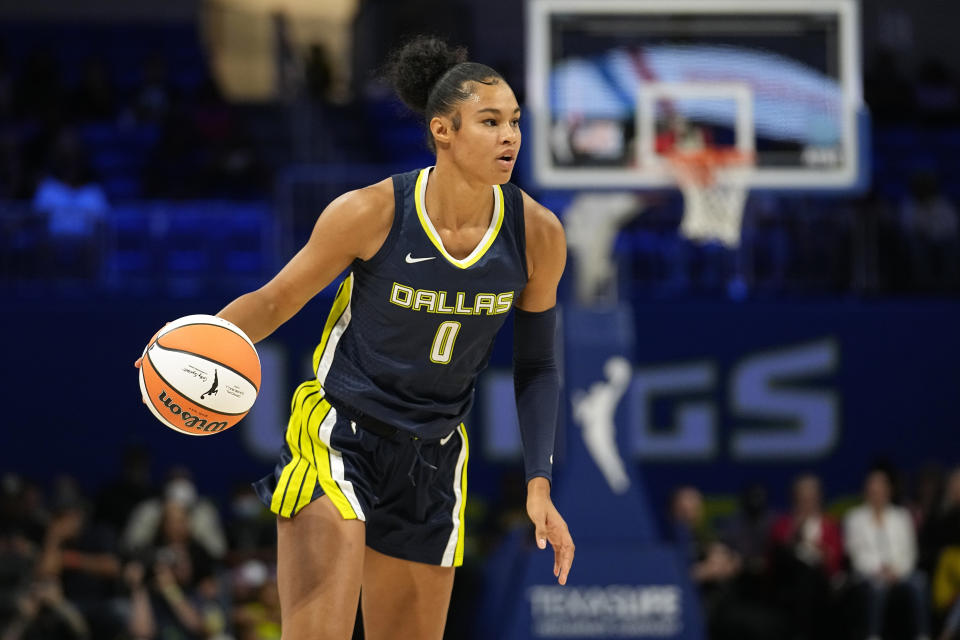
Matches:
[326,177,395,230]
[519,189,565,246]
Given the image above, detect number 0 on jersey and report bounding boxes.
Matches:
[430,321,461,364]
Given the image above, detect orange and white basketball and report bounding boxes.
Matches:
[138,314,260,436]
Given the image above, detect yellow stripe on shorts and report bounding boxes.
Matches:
[310,403,359,520]
[270,379,358,520]
[455,423,469,567]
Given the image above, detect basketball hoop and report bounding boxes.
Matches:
[667,148,754,248]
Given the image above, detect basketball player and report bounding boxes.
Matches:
[145,37,573,639]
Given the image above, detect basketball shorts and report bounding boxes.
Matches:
[253,379,469,567]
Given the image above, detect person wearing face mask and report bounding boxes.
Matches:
[122,470,227,561]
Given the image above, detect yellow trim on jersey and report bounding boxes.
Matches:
[312,273,354,376]
[269,380,358,520]
[414,167,504,270]
[454,423,469,567]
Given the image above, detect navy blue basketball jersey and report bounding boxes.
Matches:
[312,167,528,438]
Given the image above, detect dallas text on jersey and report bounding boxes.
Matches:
[389,283,514,316]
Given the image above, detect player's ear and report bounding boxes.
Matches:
[430,115,452,148]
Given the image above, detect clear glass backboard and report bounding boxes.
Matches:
[526,0,868,190]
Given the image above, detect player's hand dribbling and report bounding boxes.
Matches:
[526,477,574,585]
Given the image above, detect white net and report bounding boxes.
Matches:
[669,150,753,248]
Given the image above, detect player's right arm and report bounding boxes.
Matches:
[217,179,394,343]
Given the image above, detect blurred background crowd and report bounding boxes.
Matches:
[0,1,958,298]
[8,453,960,639]
[2,1,960,639]
[0,448,280,640]
[670,466,960,640]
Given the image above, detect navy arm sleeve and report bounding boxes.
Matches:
[513,307,560,484]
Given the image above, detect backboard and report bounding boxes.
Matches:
[526,0,868,190]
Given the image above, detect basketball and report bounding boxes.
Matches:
[138,314,261,436]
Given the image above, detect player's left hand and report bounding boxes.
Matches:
[526,478,575,585]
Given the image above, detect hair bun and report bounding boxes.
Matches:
[385,36,468,115]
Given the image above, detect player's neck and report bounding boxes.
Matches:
[425,162,493,230]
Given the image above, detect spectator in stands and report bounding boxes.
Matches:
[0,578,89,640]
[0,474,47,546]
[1,476,110,640]
[0,475,43,634]
[34,476,124,639]
[123,468,227,560]
[232,561,281,640]
[124,559,154,640]
[845,467,931,640]
[723,483,774,578]
[771,474,844,579]
[900,172,960,291]
[670,486,739,585]
[124,512,215,640]
[770,473,844,640]
[147,498,226,638]
[31,128,109,279]
[915,464,948,574]
[671,486,785,640]
[922,468,960,639]
[914,465,947,543]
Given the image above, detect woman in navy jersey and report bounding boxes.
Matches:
[201,37,570,639]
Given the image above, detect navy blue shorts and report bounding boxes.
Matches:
[253,379,469,567]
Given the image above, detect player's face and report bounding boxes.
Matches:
[450,80,521,184]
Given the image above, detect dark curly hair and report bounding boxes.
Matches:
[385,36,504,152]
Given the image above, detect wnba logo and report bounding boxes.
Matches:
[158,390,228,432]
[572,357,633,494]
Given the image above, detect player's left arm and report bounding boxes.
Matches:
[515,191,573,585]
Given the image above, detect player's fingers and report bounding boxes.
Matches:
[547,521,574,585]
[134,357,142,369]
[529,506,548,550]
[535,523,548,550]
[558,537,575,585]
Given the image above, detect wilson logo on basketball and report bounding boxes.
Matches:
[158,390,229,432]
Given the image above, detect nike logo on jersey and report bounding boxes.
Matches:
[405,253,436,264]
[440,430,456,446]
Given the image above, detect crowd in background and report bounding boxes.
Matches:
[6,447,960,640]
[0,448,280,640]
[0,41,267,203]
[1,30,960,296]
[671,466,960,640]
[0,442,530,640]
[0,34,271,284]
